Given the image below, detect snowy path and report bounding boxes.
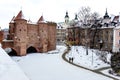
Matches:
[12,46,113,80]
[64,45,119,80]
[63,52,117,80]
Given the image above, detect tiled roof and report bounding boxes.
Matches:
[113,16,119,22]
[37,16,46,23]
[14,10,24,20]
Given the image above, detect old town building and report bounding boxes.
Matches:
[56,24,66,45]
[67,9,120,52]
[56,11,70,45]
[2,10,57,56]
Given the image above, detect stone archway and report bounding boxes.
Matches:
[4,48,17,56]
[27,46,37,54]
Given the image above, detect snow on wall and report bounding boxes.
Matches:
[4,48,12,53]
[0,46,29,80]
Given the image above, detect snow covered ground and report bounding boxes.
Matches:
[101,69,120,79]
[66,46,111,70]
[11,46,112,80]
[66,46,120,79]
[0,47,29,80]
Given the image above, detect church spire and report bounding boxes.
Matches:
[104,8,109,19]
[105,8,108,16]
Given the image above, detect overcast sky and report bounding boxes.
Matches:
[0,0,120,29]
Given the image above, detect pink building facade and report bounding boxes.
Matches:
[113,26,120,52]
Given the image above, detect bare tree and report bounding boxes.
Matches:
[78,6,91,24]
[77,6,92,55]
[78,6,100,24]
[77,6,101,55]
[91,12,100,20]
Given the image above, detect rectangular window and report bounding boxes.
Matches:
[119,40,120,44]
[119,32,120,36]
[111,36,113,41]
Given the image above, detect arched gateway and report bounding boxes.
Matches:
[27,46,37,53]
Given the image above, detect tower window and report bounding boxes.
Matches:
[119,40,120,44]
[119,32,120,36]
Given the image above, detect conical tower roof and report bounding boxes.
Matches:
[14,10,25,20]
[10,16,15,23]
[37,15,46,23]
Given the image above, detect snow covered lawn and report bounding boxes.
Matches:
[66,46,120,79]
[66,46,111,70]
[11,46,112,80]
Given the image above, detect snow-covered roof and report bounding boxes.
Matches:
[3,40,13,42]
[101,26,115,29]
[57,22,69,29]
[114,25,120,29]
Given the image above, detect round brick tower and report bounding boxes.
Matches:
[14,10,27,56]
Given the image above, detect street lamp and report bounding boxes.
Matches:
[73,26,75,54]
[99,40,103,50]
[92,50,94,65]
[71,25,75,58]
[85,28,88,55]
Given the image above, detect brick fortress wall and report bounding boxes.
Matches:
[2,10,57,56]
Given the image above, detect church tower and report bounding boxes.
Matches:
[14,10,27,56]
[75,14,78,20]
[74,14,78,22]
[65,11,69,24]
[103,8,110,19]
[103,8,110,27]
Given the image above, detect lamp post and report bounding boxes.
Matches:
[99,40,103,50]
[92,50,93,65]
[73,26,75,55]
[85,28,88,55]
[71,25,75,58]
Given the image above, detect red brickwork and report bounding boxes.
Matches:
[2,10,57,56]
